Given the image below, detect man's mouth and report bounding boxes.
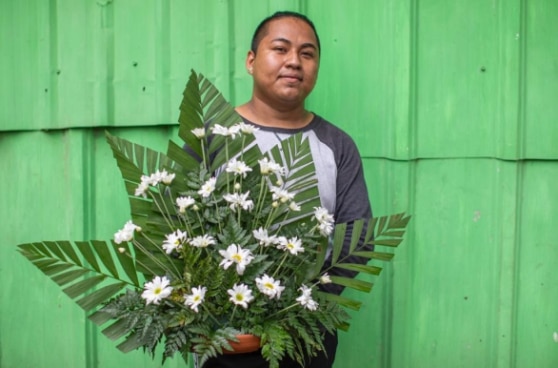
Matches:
[280,75,302,82]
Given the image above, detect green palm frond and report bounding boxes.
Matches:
[268,132,321,224]
[105,132,181,227]
[320,213,411,310]
[17,240,140,313]
[176,70,258,172]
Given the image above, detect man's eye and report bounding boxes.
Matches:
[301,52,314,58]
[274,47,286,52]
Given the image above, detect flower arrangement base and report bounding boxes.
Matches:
[223,334,261,354]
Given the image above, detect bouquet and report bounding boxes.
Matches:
[18,70,410,368]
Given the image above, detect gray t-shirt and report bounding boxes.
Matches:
[245,114,373,295]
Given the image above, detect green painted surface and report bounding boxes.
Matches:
[1,1,557,367]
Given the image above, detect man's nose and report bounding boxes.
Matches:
[285,50,302,68]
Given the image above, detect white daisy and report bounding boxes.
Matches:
[252,227,277,247]
[255,274,285,300]
[212,124,241,139]
[320,273,332,284]
[277,236,304,255]
[191,128,206,138]
[219,244,254,275]
[134,181,150,198]
[184,286,207,313]
[176,196,195,213]
[162,229,187,254]
[198,177,217,198]
[289,202,301,212]
[227,283,254,309]
[318,222,334,237]
[258,157,284,176]
[149,169,175,185]
[114,220,141,244]
[296,284,318,311]
[314,207,335,236]
[238,122,259,135]
[141,276,173,305]
[270,186,294,203]
[160,170,175,185]
[223,192,254,212]
[225,159,252,178]
[189,234,216,248]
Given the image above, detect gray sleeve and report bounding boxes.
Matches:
[314,120,373,295]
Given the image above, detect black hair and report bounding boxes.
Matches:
[250,11,321,54]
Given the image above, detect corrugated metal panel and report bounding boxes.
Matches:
[2,1,557,367]
[523,1,558,159]
[0,129,188,368]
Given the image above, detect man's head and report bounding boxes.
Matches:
[246,12,321,110]
[250,11,321,55]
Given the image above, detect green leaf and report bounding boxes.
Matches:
[335,263,383,276]
[43,241,68,262]
[317,291,362,311]
[76,241,101,272]
[329,276,373,293]
[77,283,128,311]
[352,251,394,261]
[58,241,84,266]
[113,242,140,286]
[41,263,73,276]
[92,240,119,279]
[18,240,141,312]
[102,318,132,341]
[117,332,145,353]
[51,269,89,286]
[331,223,347,264]
[63,275,106,299]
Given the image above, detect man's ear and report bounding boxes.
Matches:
[246,50,255,74]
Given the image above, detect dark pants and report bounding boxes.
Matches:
[201,331,338,368]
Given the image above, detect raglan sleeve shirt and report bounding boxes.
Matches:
[310,116,373,296]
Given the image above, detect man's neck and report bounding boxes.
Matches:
[236,99,313,130]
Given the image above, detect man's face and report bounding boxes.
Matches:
[247,17,320,109]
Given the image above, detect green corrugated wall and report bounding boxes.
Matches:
[1,1,557,367]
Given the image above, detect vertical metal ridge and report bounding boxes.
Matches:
[48,0,59,127]
[102,1,115,125]
[397,0,420,366]
[81,130,99,368]
[509,162,525,368]
[493,161,516,368]
[228,0,237,104]
[516,0,527,160]
[509,4,529,364]
[508,1,529,361]
[213,1,231,102]
[408,0,419,161]
[299,0,308,15]
[157,0,171,122]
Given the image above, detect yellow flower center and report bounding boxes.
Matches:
[232,254,242,262]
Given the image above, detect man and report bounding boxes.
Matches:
[202,10,372,368]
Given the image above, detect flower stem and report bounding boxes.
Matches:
[272,252,289,278]
[149,191,175,231]
[268,302,299,319]
[201,139,208,171]
[229,305,238,326]
[134,235,182,280]
[254,176,267,228]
